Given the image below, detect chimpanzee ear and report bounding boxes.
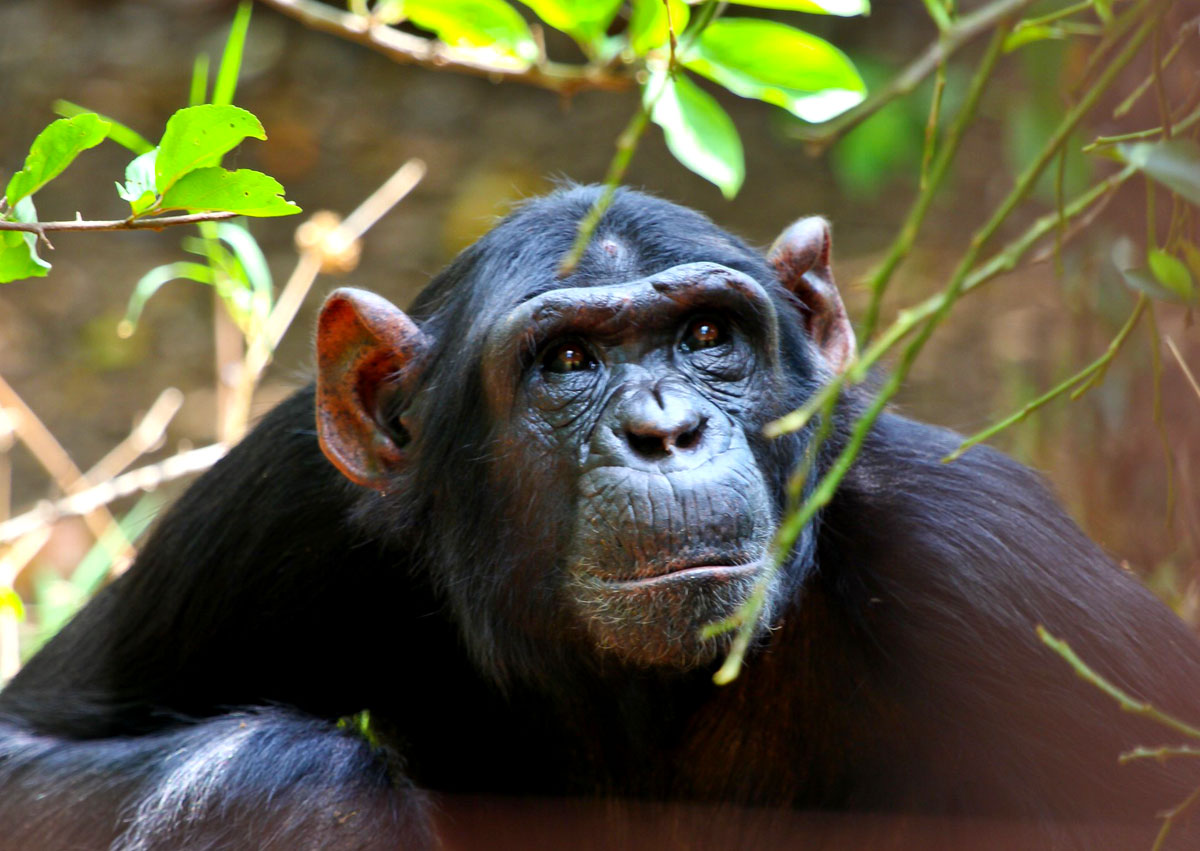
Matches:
[316,288,430,491]
[767,217,857,373]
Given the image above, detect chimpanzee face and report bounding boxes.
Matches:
[479,263,785,667]
[315,190,853,676]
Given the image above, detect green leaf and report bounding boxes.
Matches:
[683,19,865,122]
[1094,0,1113,24]
[726,0,869,14]
[1119,265,1191,305]
[122,260,217,334]
[1148,248,1195,302]
[1003,24,1068,53]
[213,1,253,106]
[160,167,301,217]
[629,0,689,55]
[1182,241,1200,284]
[5,114,111,207]
[1118,139,1200,208]
[0,198,52,284]
[0,587,25,621]
[518,0,622,47]
[53,100,154,155]
[155,105,266,194]
[403,0,538,63]
[117,149,159,216]
[648,70,744,199]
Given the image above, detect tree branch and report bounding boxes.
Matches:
[789,0,1041,153]
[0,211,238,235]
[255,0,633,96]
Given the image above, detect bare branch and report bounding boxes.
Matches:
[255,0,633,96]
[0,444,229,545]
[0,211,238,235]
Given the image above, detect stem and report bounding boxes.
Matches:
[1039,626,1200,741]
[558,1,713,277]
[860,22,1011,343]
[0,211,238,234]
[728,5,1163,685]
[767,162,1140,439]
[557,106,653,277]
[944,295,1146,462]
[255,0,631,96]
[791,0,1041,152]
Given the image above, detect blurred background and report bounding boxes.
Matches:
[0,0,1197,658]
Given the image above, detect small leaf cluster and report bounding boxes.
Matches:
[1113,140,1200,304]
[0,0,298,289]
[366,0,869,197]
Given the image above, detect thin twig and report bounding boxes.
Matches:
[0,211,238,235]
[85,388,184,483]
[223,159,426,441]
[1166,336,1200,405]
[944,295,1147,462]
[255,0,631,96]
[1120,745,1200,764]
[1155,782,1200,851]
[789,0,1041,153]
[0,444,229,545]
[1039,626,1200,740]
[725,5,1165,685]
[860,21,1011,342]
[0,374,131,567]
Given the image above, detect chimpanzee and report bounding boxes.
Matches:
[1,185,1199,850]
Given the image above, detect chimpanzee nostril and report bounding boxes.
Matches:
[626,430,670,460]
[623,416,706,460]
[675,420,704,451]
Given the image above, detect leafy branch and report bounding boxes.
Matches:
[713,0,1172,685]
[257,0,633,95]
[1039,627,1200,850]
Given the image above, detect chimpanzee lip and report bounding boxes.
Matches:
[601,559,763,589]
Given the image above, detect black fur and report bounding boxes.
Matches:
[2,186,1198,849]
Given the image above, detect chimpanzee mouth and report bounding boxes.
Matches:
[602,558,765,589]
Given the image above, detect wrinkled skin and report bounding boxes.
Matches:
[480,263,782,666]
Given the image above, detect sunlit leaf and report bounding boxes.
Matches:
[648,70,744,199]
[5,114,111,207]
[160,167,301,217]
[403,0,538,63]
[53,100,154,155]
[727,0,869,14]
[1003,24,1068,53]
[155,105,266,194]
[518,0,622,47]
[1118,139,1200,208]
[684,19,865,122]
[117,149,159,216]
[629,0,689,55]
[0,587,25,621]
[0,197,52,284]
[1148,248,1195,302]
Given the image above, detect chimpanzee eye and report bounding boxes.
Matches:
[542,340,597,374]
[681,316,728,352]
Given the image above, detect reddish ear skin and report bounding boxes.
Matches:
[767,217,857,373]
[316,288,429,491]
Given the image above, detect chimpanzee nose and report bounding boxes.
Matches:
[617,386,708,462]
